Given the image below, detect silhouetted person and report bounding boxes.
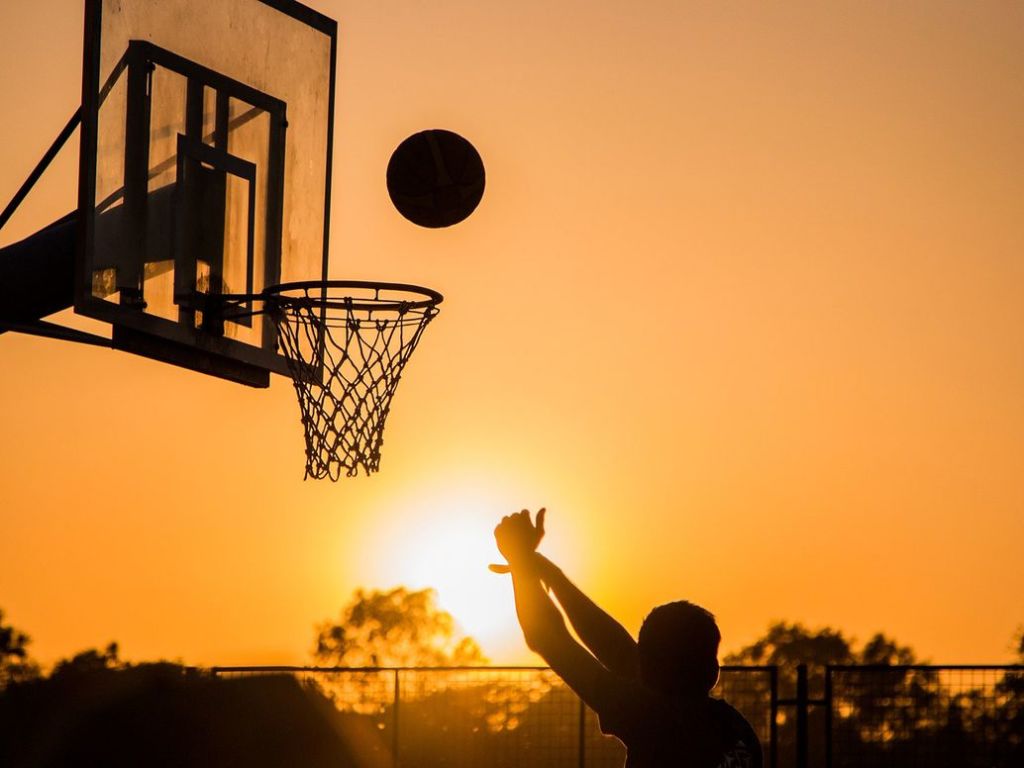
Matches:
[492,509,761,768]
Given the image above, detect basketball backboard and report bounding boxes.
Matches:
[76,0,336,386]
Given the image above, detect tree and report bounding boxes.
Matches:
[725,622,923,767]
[50,642,121,678]
[725,622,855,675]
[990,627,1024,767]
[0,609,40,688]
[859,632,918,665]
[724,621,919,690]
[0,661,362,767]
[314,586,487,667]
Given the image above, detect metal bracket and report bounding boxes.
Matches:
[0,108,82,234]
[0,319,111,348]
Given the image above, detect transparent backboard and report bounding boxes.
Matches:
[77,0,336,386]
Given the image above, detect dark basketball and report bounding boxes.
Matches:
[386,129,485,228]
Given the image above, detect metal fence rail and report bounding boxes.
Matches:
[826,665,1024,768]
[212,665,777,768]
[203,664,1024,767]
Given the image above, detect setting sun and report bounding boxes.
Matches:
[2,0,1022,681]
[3,1,1024,765]
[351,486,528,661]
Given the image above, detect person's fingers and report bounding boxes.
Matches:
[488,563,511,574]
[536,508,546,536]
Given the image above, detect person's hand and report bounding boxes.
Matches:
[490,508,546,573]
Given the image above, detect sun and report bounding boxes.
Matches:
[380,490,526,661]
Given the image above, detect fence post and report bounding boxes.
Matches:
[578,697,586,768]
[393,669,401,768]
[824,667,833,768]
[796,664,809,768]
[769,666,779,768]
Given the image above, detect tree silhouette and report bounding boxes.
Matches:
[0,609,40,689]
[314,586,486,668]
[725,622,921,767]
[725,622,918,697]
[985,627,1024,768]
[311,585,490,735]
[308,586,587,765]
[0,662,360,767]
[50,642,120,678]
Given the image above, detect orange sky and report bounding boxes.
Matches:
[1,0,1022,669]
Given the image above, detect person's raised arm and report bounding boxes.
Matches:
[533,554,638,677]
[490,510,637,676]
[493,510,618,710]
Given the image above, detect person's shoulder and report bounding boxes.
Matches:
[709,697,753,724]
[709,696,744,717]
[593,672,672,739]
[707,698,763,767]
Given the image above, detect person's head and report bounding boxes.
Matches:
[637,601,721,697]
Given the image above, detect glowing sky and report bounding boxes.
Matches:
[1,0,1022,668]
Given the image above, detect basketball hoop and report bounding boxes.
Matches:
[259,280,442,480]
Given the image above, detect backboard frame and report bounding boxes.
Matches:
[76,0,337,387]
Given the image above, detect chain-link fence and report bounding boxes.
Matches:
[211,664,1024,767]
[212,665,777,768]
[826,665,1024,768]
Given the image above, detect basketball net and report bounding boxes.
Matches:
[266,281,441,479]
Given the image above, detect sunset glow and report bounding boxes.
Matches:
[356,487,524,657]
[1,0,1022,672]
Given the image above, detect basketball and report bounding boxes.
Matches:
[386,129,485,228]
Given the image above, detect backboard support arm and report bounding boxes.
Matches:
[0,319,110,348]
[0,108,82,234]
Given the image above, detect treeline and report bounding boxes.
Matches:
[721,621,1024,768]
[0,633,358,767]
[2,602,1022,768]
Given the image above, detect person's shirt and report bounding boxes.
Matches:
[592,675,763,768]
